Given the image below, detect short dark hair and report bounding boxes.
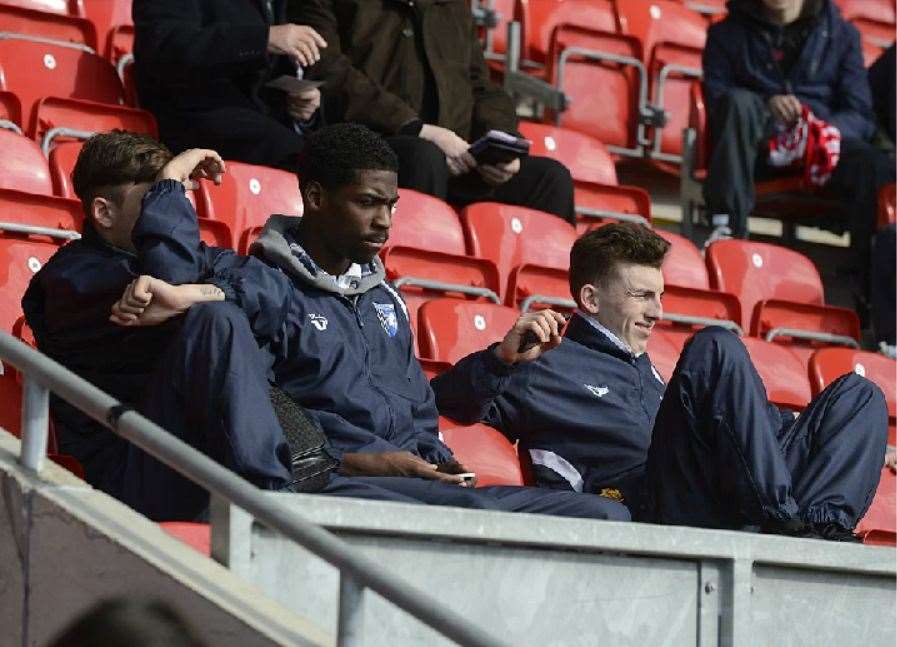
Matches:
[72,130,172,208]
[569,223,670,298]
[297,123,398,190]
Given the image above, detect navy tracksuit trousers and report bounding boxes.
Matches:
[642,328,888,530]
[124,302,628,523]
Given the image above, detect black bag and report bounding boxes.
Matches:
[269,385,338,492]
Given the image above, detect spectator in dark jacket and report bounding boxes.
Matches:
[433,223,889,540]
[288,0,576,222]
[701,0,894,285]
[133,0,326,169]
[868,44,896,145]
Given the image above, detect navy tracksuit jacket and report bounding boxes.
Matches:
[434,315,888,530]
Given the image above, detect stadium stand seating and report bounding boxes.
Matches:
[518,121,652,232]
[834,0,896,64]
[506,263,572,312]
[516,0,620,66]
[656,284,743,351]
[418,358,452,381]
[855,467,896,546]
[0,37,125,138]
[880,183,896,229]
[384,190,502,345]
[705,240,861,363]
[0,2,96,50]
[197,161,302,253]
[34,98,155,155]
[0,186,82,231]
[809,347,897,445]
[81,0,133,60]
[159,521,212,556]
[656,228,709,289]
[0,90,23,132]
[417,299,520,363]
[616,0,707,165]
[645,326,681,382]
[0,231,67,336]
[461,202,576,304]
[438,418,525,486]
[1,0,75,14]
[0,129,54,194]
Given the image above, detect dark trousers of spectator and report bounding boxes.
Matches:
[641,327,887,530]
[158,106,306,170]
[703,89,894,274]
[871,224,896,345]
[319,474,630,521]
[122,301,629,523]
[387,136,576,223]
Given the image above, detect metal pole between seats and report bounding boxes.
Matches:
[19,375,49,473]
[337,573,365,647]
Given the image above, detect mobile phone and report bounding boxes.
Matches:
[457,472,477,486]
[517,313,571,353]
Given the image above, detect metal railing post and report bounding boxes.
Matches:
[337,574,365,647]
[19,375,49,472]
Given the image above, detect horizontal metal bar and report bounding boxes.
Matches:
[19,375,49,473]
[0,119,22,135]
[42,126,95,157]
[504,71,569,111]
[663,314,743,335]
[575,207,649,225]
[0,32,95,54]
[687,2,726,15]
[0,222,81,240]
[764,327,860,348]
[0,333,506,647]
[392,277,501,304]
[116,52,134,79]
[520,295,576,313]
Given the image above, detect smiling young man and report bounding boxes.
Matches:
[433,223,889,540]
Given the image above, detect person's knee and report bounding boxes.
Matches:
[529,156,573,188]
[687,326,745,357]
[391,137,447,171]
[716,88,764,116]
[588,497,631,521]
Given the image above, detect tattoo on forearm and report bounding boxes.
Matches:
[200,285,223,298]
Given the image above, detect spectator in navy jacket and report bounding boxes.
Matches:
[433,223,889,541]
[133,0,326,169]
[701,0,894,299]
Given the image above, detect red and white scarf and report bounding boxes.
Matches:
[767,105,841,187]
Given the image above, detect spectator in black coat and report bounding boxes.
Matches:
[701,0,894,304]
[133,0,326,170]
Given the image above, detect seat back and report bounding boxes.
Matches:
[462,202,576,302]
[809,347,896,444]
[0,3,96,49]
[0,0,76,14]
[0,187,82,231]
[518,121,618,184]
[34,97,156,154]
[518,0,619,64]
[544,24,643,154]
[617,0,707,160]
[0,129,53,194]
[741,337,812,411]
[646,327,680,382]
[81,0,133,59]
[571,183,652,234]
[507,263,574,312]
[656,228,708,289]
[706,239,825,330]
[388,189,465,254]
[198,162,302,245]
[0,231,66,334]
[656,284,742,351]
[0,37,124,137]
[417,299,520,363]
[856,468,896,546]
[439,418,525,486]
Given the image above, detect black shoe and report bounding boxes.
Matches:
[270,386,338,493]
[760,517,813,538]
[811,522,862,543]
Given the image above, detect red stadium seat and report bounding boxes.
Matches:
[809,348,896,445]
[836,0,896,58]
[480,0,516,65]
[657,228,708,289]
[0,231,67,334]
[461,202,576,303]
[0,187,82,231]
[34,97,156,155]
[81,0,133,60]
[0,3,96,49]
[517,0,620,66]
[417,299,520,363]
[617,0,707,164]
[197,217,234,251]
[646,327,680,382]
[0,37,124,138]
[0,91,23,132]
[0,130,53,195]
[507,263,574,312]
[438,418,525,486]
[0,364,24,437]
[518,121,653,230]
[855,468,896,546]
[705,240,860,356]
[389,189,465,254]
[741,337,812,411]
[0,0,77,14]
[197,162,302,247]
[879,183,896,229]
[657,284,743,352]
[159,522,211,556]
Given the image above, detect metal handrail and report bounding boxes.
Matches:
[0,32,96,55]
[0,222,81,240]
[764,327,860,348]
[392,277,502,304]
[0,332,506,647]
[663,313,743,335]
[575,206,649,226]
[520,295,576,313]
[41,126,95,157]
